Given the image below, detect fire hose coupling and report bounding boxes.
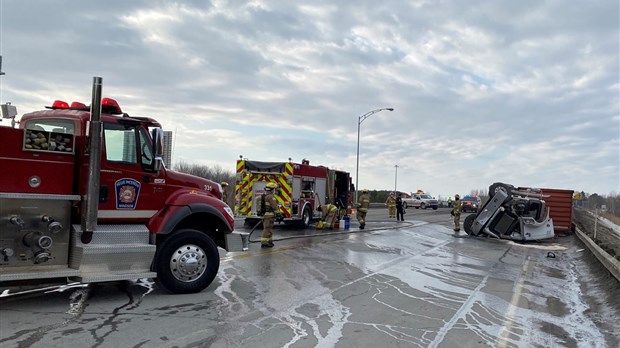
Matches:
[42,215,63,234]
[10,216,25,229]
[22,231,53,264]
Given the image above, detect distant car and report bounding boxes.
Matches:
[399,192,415,208]
[411,193,439,210]
[461,196,480,213]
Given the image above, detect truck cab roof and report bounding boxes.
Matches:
[20,99,161,136]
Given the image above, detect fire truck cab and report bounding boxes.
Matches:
[0,78,247,295]
[234,159,352,227]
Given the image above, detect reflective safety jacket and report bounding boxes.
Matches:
[358,193,370,213]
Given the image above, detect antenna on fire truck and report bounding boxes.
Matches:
[0,55,19,127]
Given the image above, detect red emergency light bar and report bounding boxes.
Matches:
[101,98,123,114]
[47,98,123,114]
[51,100,69,109]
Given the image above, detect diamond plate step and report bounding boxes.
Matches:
[71,224,150,245]
[70,224,155,274]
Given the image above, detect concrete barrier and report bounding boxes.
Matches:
[575,226,620,282]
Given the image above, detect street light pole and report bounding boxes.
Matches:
[354,107,394,205]
[394,164,398,193]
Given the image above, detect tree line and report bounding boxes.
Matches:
[173,162,619,217]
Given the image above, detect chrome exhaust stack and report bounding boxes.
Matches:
[80,77,103,244]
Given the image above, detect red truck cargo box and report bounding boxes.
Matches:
[540,188,574,233]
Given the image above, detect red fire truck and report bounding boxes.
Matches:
[234,159,353,227]
[0,77,247,295]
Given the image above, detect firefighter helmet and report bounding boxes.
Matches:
[362,188,369,193]
[221,181,229,187]
[265,182,278,191]
[455,194,460,199]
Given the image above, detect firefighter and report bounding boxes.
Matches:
[385,192,396,218]
[447,196,452,208]
[221,181,229,204]
[317,203,338,229]
[260,182,279,248]
[357,189,370,229]
[451,194,462,233]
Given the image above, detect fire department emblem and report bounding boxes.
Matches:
[115,178,141,209]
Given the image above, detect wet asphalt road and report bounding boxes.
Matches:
[1,208,619,348]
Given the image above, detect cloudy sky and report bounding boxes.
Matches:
[1,0,618,199]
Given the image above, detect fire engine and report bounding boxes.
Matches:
[234,159,352,227]
[0,77,247,295]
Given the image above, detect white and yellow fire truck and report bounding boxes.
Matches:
[234,159,352,227]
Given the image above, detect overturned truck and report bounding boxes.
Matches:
[463,182,555,241]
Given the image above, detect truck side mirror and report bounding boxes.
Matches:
[152,128,164,172]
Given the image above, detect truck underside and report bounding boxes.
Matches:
[463,182,555,241]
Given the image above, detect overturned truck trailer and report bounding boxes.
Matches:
[463,182,555,241]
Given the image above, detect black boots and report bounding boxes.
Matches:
[261,242,274,248]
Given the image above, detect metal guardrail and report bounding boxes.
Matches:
[575,226,620,282]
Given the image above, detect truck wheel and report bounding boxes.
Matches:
[432,206,438,210]
[302,206,312,228]
[155,229,220,294]
[464,214,476,236]
[489,183,514,198]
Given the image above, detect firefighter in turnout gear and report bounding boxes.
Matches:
[260,182,279,248]
[357,189,370,229]
[451,194,462,233]
[385,192,396,218]
[317,203,338,229]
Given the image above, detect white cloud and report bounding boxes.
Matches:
[0,0,617,197]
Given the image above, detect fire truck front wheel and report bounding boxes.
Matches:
[155,229,220,294]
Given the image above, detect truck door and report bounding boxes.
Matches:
[97,122,166,222]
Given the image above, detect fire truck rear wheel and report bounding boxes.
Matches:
[155,229,220,294]
[464,214,476,236]
[298,206,310,228]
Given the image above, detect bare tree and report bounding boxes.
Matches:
[174,161,236,206]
